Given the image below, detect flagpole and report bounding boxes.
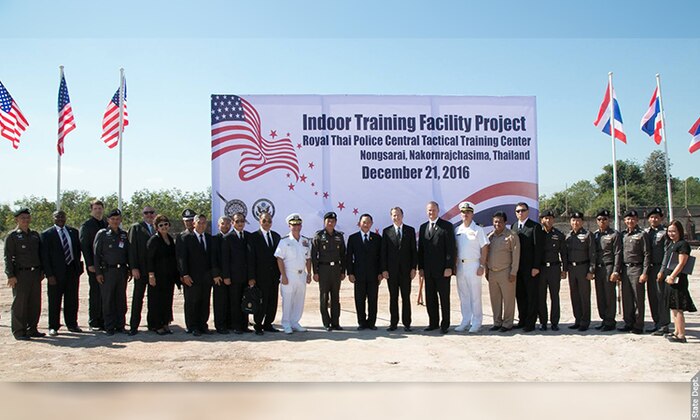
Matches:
[117,68,125,211]
[656,73,674,221]
[57,65,64,211]
[609,72,621,230]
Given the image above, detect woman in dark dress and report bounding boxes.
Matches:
[146,215,178,335]
[657,220,696,343]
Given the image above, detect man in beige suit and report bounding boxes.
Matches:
[486,211,520,332]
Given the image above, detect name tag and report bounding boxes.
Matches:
[118,241,124,248]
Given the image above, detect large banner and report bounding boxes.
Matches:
[211,95,537,235]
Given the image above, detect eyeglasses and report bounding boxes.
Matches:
[157,222,170,228]
[143,211,155,215]
[515,209,528,213]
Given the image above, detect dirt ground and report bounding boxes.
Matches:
[1,242,698,382]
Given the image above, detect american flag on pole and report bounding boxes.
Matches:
[0,81,29,149]
[640,87,662,145]
[594,82,627,143]
[57,73,76,155]
[211,95,300,181]
[101,83,128,149]
[689,116,700,154]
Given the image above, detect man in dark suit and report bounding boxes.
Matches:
[41,210,84,336]
[418,201,456,334]
[127,205,156,335]
[79,199,107,331]
[177,213,214,336]
[513,202,544,332]
[211,215,232,334]
[346,213,383,330]
[381,207,417,332]
[223,212,253,334]
[247,211,281,335]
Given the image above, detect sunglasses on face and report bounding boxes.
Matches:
[261,219,272,224]
[144,211,155,215]
[515,209,528,213]
[157,222,170,228]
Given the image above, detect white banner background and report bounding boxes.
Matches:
[212,95,537,236]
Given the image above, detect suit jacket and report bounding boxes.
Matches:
[246,229,281,284]
[380,224,417,278]
[40,225,83,280]
[177,231,213,283]
[128,221,154,273]
[514,218,544,272]
[222,230,249,283]
[146,233,179,282]
[211,231,226,278]
[346,231,382,282]
[418,218,456,278]
[79,216,107,268]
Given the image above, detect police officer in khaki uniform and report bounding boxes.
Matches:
[645,207,670,334]
[593,209,622,331]
[538,210,567,331]
[311,211,346,331]
[618,209,650,334]
[94,209,131,336]
[485,211,520,332]
[565,211,596,331]
[4,208,45,340]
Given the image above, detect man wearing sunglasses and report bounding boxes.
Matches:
[127,205,157,336]
[247,212,282,335]
[513,202,544,332]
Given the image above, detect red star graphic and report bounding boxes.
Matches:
[352,208,358,215]
[337,202,345,211]
[323,192,329,199]
[375,228,380,234]
[314,191,319,196]
[286,132,290,137]
[297,143,302,149]
[300,174,307,183]
[308,162,315,169]
[270,130,277,138]
[288,183,295,191]
[286,173,290,178]
[311,182,315,187]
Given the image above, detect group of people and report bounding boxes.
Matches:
[3,199,696,343]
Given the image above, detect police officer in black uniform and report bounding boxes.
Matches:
[4,208,45,340]
[538,210,567,331]
[564,211,596,331]
[311,212,346,331]
[593,209,622,331]
[645,207,670,334]
[94,209,131,336]
[619,209,650,334]
[79,199,107,331]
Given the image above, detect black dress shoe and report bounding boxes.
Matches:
[602,325,616,331]
[578,326,588,332]
[28,330,45,338]
[128,329,138,336]
[193,330,202,337]
[652,327,669,336]
[325,326,333,332]
[14,335,30,341]
[514,323,524,329]
[369,326,377,330]
[539,325,547,331]
[551,325,560,331]
[440,327,449,334]
[387,326,397,331]
[217,329,230,335]
[631,328,644,335]
[617,326,633,332]
[185,328,193,334]
[489,326,501,331]
[105,329,115,336]
[403,326,412,332]
[116,328,126,334]
[67,326,83,333]
[424,326,439,331]
[523,326,534,332]
[263,326,280,333]
[594,324,604,330]
[357,326,366,331]
[155,329,168,336]
[568,324,580,330]
[255,330,264,336]
[331,325,344,331]
[499,327,512,332]
[645,326,659,333]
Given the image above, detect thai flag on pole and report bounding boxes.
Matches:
[689,116,700,154]
[640,87,663,145]
[594,82,627,143]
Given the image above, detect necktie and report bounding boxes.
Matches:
[363,233,368,243]
[199,234,206,251]
[266,231,273,248]
[397,227,402,241]
[430,222,436,235]
[147,224,153,235]
[59,228,73,265]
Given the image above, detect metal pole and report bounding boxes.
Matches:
[609,72,621,230]
[118,68,125,211]
[656,74,674,221]
[57,65,64,211]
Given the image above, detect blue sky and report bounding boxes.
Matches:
[1,0,699,205]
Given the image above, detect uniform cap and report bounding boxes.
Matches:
[596,209,611,218]
[647,207,663,217]
[539,209,555,218]
[323,211,337,220]
[459,201,475,212]
[623,209,639,218]
[107,209,122,218]
[181,208,196,220]
[569,211,584,219]
[286,213,302,225]
[13,207,30,217]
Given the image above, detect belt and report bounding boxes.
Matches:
[543,261,560,267]
[460,259,479,264]
[105,263,126,269]
[569,261,589,267]
[596,262,614,268]
[16,266,41,272]
[624,262,643,267]
[318,261,340,266]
